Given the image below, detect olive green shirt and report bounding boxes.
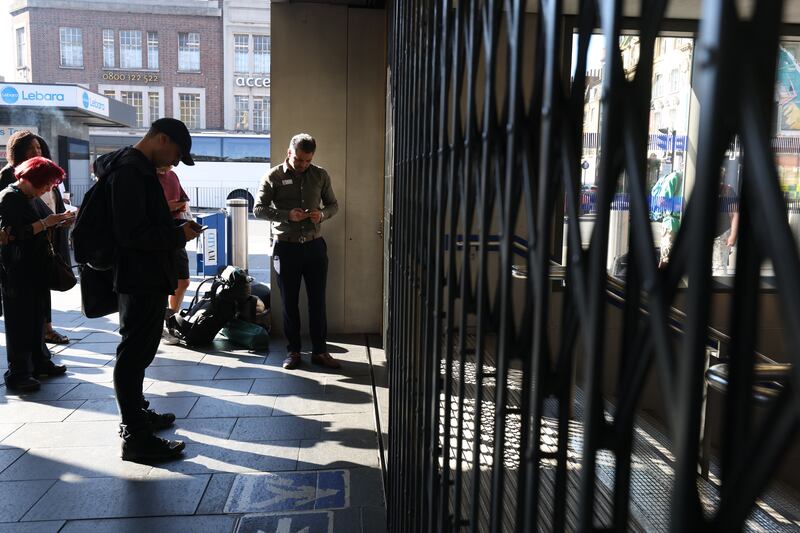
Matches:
[253,161,338,242]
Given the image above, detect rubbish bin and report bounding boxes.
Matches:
[196,210,227,276]
[226,198,249,271]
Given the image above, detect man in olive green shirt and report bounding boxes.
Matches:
[254,133,340,370]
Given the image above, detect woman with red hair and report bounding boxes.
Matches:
[0,157,74,392]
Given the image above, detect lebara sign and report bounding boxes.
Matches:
[0,84,109,117]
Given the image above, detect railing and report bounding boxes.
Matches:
[68,184,259,211]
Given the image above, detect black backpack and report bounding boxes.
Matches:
[167,275,238,346]
[72,179,115,270]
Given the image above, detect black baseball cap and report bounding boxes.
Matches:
[151,118,195,166]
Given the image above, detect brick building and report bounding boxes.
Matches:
[9,0,224,131]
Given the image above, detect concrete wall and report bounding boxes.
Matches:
[271,3,386,337]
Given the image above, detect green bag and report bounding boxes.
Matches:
[220,319,270,350]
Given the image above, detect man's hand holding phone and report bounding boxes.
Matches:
[182,220,205,241]
[288,208,307,222]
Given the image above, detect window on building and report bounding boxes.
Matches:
[234,95,249,130]
[149,92,160,122]
[223,137,270,162]
[253,96,269,132]
[669,69,680,93]
[178,32,200,71]
[190,137,223,161]
[120,91,144,127]
[59,27,83,68]
[253,35,270,74]
[147,32,159,70]
[102,29,115,68]
[103,89,116,99]
[179,93,201,129]
[234,34,249,73]
[654,74,663,97]
[16,28,26,69]
[120,30,142,69]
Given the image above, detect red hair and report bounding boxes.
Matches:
[14,157,65,189]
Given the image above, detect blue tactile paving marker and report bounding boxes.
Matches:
[236,511,333,533]
[225,470,349,513]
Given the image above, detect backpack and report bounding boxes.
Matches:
[72,179,115,270]
[167,275,238,346]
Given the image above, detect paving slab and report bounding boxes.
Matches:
[0,446,152,481]
[229,416,321,442]
[145,365,222,382]
[146,440,299,476]
[63,396,198,423]
[195,473,236,514]
[0,449,25,474]
[1,421,120,449]
[145,379,254,398]
[236,511,333,533]
[0,479,56,522]
[187,395,276,418]
[0,383,79,402]
[0,424,22,445]
[272,390,373,417]
[21,474,211,521]
[59,515,237,533]
[297,439,380,470]
[249,376,325,396]
[225,470,348,513]
[0,400,84,423]
[60,382,146,401]
[0,521,65,533]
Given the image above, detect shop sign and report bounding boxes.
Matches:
[0,125,39,145]
[235,76,270,88]
[0,84,109,118]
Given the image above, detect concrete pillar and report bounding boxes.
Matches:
[271,3,386,338]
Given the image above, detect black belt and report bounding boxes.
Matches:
[277,234,321,244]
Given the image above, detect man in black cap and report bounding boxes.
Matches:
[95,118,203,462]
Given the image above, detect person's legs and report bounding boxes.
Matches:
[42,290,69,344]
[304,238,329,355]
[115,292,167,431]
[169,248,191,312]
[274,242,304,354]
[2,287,36,388]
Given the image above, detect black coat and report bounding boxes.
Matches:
[95,147,186,294]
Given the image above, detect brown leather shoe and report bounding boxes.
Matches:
[311,352,341,369]
[282,352,301,369]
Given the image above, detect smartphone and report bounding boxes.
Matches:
[198,225,209,232]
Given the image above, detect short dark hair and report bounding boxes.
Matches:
[34,135,51,160]
[289,133,316,154]
[6,130,38,166]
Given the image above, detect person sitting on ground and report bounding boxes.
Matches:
[0,157,73,392]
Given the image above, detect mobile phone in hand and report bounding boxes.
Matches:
[198,225,209,232]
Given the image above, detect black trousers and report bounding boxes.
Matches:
[115,291,166,430]
[273,238,328,354]
[2,283,51,382]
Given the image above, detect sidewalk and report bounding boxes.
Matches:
[0,279,388,533]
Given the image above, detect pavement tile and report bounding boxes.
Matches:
[212,364,286,380]
[0,446,152,481]
[297,439,380,470]
[187,395,276,418]
[310,413,378,442]
[237,511,333,533]
[229,417,321,442]
[272,390,372,417]
[59,515,237,533]
[0,424,22,444]
[225,471,347,513]
[200,353,267,366]
[262,354,371,377]
[0,480,56,522]
[59,383,144,401]
[64,397,198,423]
[21,474,211,521]
[1,383,79,402]
[0,521,65,533]
[41,367,117,384]
[0,449,25,474]
[361,506,388,533]
[57,344,119,356]
[50,353,115,369]
[145,365,221,382]
[0,400,84,424]
[195,473,236,514]
[145,379,254,398]
[79,332,121,343]
[249,376,325,396]
[1,421,120,449]
[348,467,386,508]
[159,417,238,442]
[146,440,298,476]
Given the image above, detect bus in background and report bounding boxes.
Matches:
[87,132,271,210]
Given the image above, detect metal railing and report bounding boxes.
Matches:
[386,0,799,531]
[69,184,259,211]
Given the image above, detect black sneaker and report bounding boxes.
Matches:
[120,429,185,463]
[144,408,176,430]
[4,375,41,392]
[33,362,67,378]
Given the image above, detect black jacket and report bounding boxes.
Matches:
[95,147,186,294]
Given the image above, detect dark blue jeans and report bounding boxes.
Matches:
[273,238,328,354]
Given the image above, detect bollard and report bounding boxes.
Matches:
[226,198,249,271]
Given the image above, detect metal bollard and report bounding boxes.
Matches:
[226,198,249,270]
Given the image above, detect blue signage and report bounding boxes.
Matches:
[237,512,333,533]
[225,470,349,513]
[1,86,19,104]
[82,91,90,108]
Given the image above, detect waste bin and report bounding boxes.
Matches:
[196,210,227,276]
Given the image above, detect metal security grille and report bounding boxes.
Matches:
[386,0,799,531]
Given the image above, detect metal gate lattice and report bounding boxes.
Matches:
[386,0,799,531]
